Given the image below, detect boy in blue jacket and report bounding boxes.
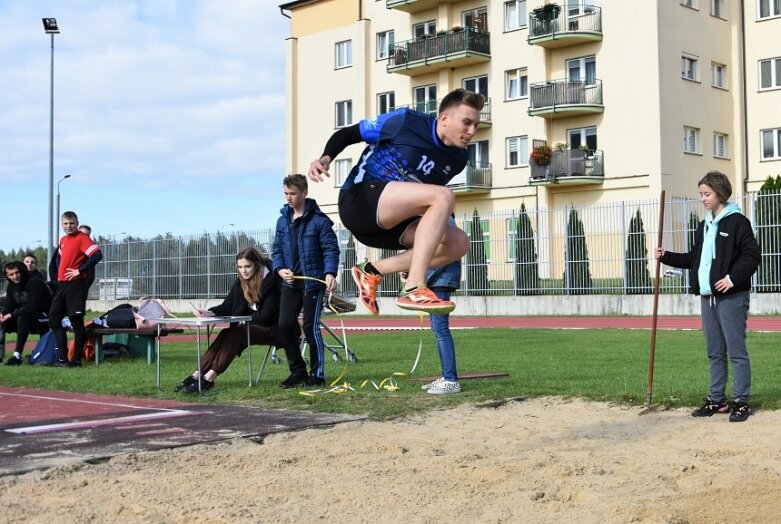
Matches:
[272,174,340,388]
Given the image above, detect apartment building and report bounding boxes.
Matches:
[278,0,781,222]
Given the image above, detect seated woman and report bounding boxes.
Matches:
[174,247,286,393]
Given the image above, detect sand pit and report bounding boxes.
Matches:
[1,397,780,523]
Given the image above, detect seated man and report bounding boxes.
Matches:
[1,261,53,365]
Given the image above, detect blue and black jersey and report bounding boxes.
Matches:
[341,108,468,190]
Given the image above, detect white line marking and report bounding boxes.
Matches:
[7,410,200,435]
[0,390,183,413]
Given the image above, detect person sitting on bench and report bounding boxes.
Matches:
[1,261,53,365]
[173,247,287,393]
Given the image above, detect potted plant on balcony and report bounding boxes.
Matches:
[532,3,561,21]
[530,143,553,166]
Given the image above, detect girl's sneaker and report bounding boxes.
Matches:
[421,377,445,390]
[691,397,729,417]
[427,379,461,395]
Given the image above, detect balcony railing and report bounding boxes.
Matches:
[399,96,492,125]
[388,28,491,75]
[448,161,492,193]
[528,79,603,117]
[386,0,458,13]
[530,149,604,185]
[528,5,602,48]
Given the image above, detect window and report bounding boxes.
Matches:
[463,75,488,99]
[506,68,528,100]
[680,0,698,8]
[683,126,700,154]
[377,91,395,115]
[376,30,394,60]
[413,20,436,38]
[507,136,529,167]
[682,54,699,81]
[711,0,726,17]
[759,57,781,90]
[761,128,781,160]
[712,62,727,88]
[713,133,729,159]
[505,0,527,30]
[413,84,437,117]
[567,127,597,153]
[567,56,596,84]
[335,100,352,128]
[334,159,351,187]
[463,7,488,32]
[759,0,781,19]
[335,40,352,69]
[467,140,490,168]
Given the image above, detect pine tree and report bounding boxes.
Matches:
[563,207,593,294]
[625,209,652,294]
[465,209,489,294]
[513,203,540,295]
[756,175,781,292]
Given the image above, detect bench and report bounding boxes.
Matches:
[86,327,184,365]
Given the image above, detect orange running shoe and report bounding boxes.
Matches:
[395,287,455,314]
[351,261,382,315]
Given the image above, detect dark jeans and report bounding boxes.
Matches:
[0,313,49,354]
[278,284,326,378]
[49,280,89,362]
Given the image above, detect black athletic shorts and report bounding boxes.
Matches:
[338,180,419,250]
[50,279,90,318]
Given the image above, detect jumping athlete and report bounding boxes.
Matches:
[308,88,483,315]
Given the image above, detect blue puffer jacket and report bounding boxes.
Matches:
[272,198,340,291]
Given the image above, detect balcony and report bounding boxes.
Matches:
[386,0,458,13]
[448,161,492,193]
[529,149,604,186]
[528,79,603,118]
[528,5,602,48]
[387,28,491,77]
[400,96,492,127]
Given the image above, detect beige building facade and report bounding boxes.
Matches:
[279,0,781,221]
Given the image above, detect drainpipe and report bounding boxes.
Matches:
[740,0,749,194]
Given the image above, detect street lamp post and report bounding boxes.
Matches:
[56,174,71,231]
[43,17,60,271]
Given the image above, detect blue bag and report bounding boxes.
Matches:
[28,330,58,365]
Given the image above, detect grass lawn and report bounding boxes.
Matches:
[1,327,779,420]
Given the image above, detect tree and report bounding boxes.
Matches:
[563,207,593,294]
[624,209,652,294]
[465,209,489,294]
[513,203,540,295]
[756,175,781,292]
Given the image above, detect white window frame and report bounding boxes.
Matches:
[335,40,352,69]
[681,0,698,9]
[567,126,597,153]
[683,126,701,154]
[761,128,781,160]
[567,55,596,85]
[463,75,488,98]
[334,158,351,187]
[376,30,394,61]
[759,57,781,90]
[505,68,528,100]
[463,7,488,32]
[377,91,395,115]
[711,0,726,18]
[506,135,529,168]
[712,62,728,89]
[713,132,729,159]
[682,53,699,81]
[504,0,527,31]
[335,100,352,128]
[413,20,436,38]
[758,0,781,19]
[413,84,437,117]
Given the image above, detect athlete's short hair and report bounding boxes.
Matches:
[698,171,732,203]
[283,174,308,192]
[439,88,485,114]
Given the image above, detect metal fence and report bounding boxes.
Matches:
[5,193,779,301]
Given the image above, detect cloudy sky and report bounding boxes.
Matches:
[0,0,290,252]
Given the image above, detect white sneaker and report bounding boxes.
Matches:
[427,379,461,395]
[421,377,445,390]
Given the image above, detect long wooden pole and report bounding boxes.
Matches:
[646,190,666,407]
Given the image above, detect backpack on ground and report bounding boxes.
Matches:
[28,330,58,365]
[103,303,136,329]
[67,336,96,363]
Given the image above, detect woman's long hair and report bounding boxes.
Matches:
[236,247,265,305]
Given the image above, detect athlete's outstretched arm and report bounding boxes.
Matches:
[308,124,362,182]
